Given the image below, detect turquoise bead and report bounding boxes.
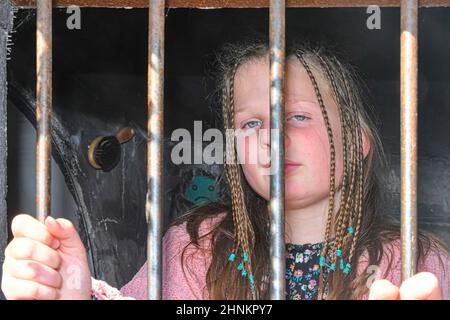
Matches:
[228,253,236,262]
[242,270,247,277]
[249,275,254,284]
[319,256,325,267]
[340,259,344,270]
[343,263,352,274]
[330,263,335,271]
[243,252,248,262]
[347,226,354,234]
[238,263,243,270]
[336,249,342,257]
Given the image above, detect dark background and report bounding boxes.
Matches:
[3,7,450,292]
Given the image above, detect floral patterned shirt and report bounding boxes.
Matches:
[285,242,331,300]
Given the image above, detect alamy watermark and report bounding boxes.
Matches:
[366,5,381,30]
[66,6,81,30]
[170,121,279,175]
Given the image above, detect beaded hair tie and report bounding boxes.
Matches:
[228,251,256,296]
[319,226,354,274]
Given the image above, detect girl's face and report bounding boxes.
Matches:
[233,56,369,210]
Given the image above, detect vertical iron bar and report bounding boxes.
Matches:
[146,0,165,300]
[36,0,52,223]
[400,0,418,281]
[269,0,286,300]
[0,0,14,301]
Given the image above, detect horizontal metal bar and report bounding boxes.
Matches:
[12,0,450,8]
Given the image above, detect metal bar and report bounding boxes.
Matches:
[0,0,15,302]
[36,0,53,223]
[269,0,286,301]
[400,0,418,281]
[146,0,165,300]
[12,0,450,8]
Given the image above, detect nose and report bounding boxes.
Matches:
[260,124,271,148]
[259,125,291,150]
[284,131,291,149]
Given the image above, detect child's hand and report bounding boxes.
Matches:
[369,272,442,300]
[1,214,92,300]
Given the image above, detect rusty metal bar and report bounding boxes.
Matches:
[269,0,286,301]
[146,0,165,300]
[36,0,53,223]
[400,0,418,281]
[12,0,450,8]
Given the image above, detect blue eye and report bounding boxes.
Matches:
[291,115,308,122]
[242,120,261,129]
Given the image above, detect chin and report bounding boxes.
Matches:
[285,182,304,196]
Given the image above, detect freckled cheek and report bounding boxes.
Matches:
[236,135,270,197]
[290,129,333,181]
[236,136,259,175]
[307,142,329,181]
[295,129,344,187]
[241,161,269,199]
[287,128,325,161]
[236,133,263,165]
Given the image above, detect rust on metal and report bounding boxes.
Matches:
[400,0,418,281]
[269,0,286,301]
[146,0,165,300]
[36,0,53,223]
[12,0,450,8]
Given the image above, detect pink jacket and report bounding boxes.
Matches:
[91,214,450,300]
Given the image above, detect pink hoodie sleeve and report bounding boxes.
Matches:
[358,240,450,300]
[92,214,223,300]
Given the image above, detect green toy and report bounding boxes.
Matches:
[185,175,219,205]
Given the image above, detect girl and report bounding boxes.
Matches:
[2,39,449,300]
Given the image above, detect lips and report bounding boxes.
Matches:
[285,160,300,166]
[260,159,301,174]
[285,162,301,174]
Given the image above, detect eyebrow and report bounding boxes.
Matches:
[234,104,258,114]
[285,97,319,105]
[287,99,320,109]
[234,99,319,114]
